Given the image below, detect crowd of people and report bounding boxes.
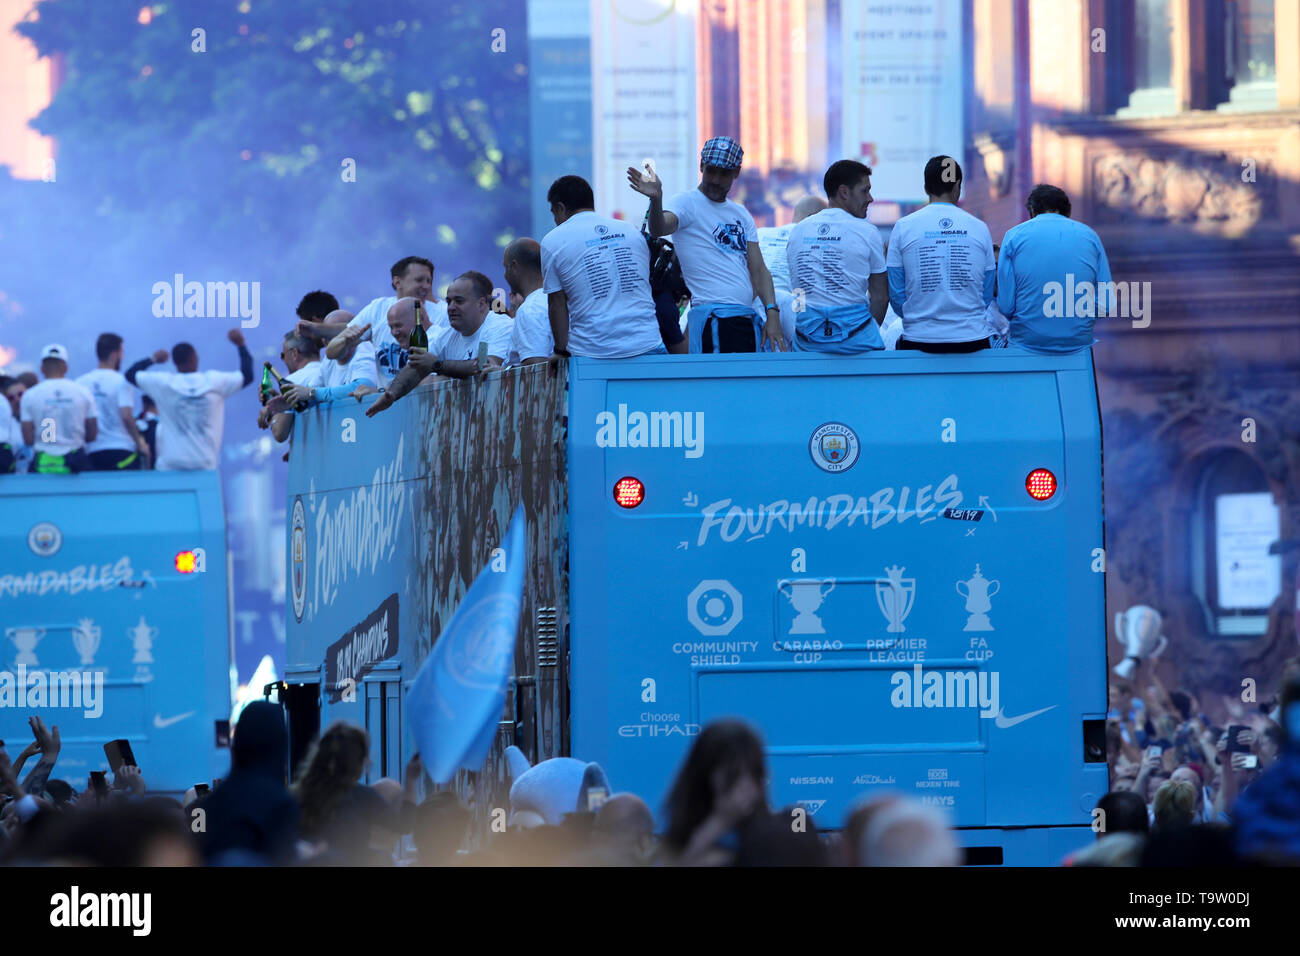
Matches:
[2,666,1296,866]
[1,135,1113,471]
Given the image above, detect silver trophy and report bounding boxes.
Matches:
[1113,605,1168,678]
[130,616,156,665]
[6,627,45,668]
[71,618,101,667]
[956,564,1000,632]
[875,566,916,633]
[779,578,836,634]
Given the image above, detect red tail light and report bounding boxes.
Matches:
[1026,468,1057,500]
[613,477,645,508]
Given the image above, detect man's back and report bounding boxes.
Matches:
[998,213,1111,354]
[786,208,884,308]
[134,368,243,470]
[541,211,660,358]
[755,223,794,294]
[76,368,134,453]
[20,379,94,454]
[886,203,994,342]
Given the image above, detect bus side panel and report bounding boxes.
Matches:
[0,472,231,793]
[285,365,568,794]
[568,352,1107,856]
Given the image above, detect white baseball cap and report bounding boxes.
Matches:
[40,344,69,361]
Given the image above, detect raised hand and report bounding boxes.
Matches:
[626,163,663,201]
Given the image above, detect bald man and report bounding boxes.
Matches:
[593,793,656,863]
[502,237,551,366]
[753,194,828,347]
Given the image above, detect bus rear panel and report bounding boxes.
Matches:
[567,351,1107,865]
[0,471,233,794]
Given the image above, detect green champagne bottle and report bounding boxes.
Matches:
[410,301,429,350]
[259,365,274,406]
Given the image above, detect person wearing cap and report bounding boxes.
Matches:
[627,136,785,353]
[785,160,890,352]
[19,344,97,474]
[124,328,253,471]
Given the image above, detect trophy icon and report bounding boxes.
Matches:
[875,566,916,633]
[6,627,45,668]
[956,564,1000,632]
[779,579,836,634]
[130,616,156,665]
[1113,605,1168,679]
[71,618,101,667]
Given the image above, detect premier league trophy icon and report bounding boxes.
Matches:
[956,564,1000,632]
[6,627,45,668]
[779,579,836,634]
[71,618,101,667]
[875,566,916,633]
[1113,605,1168,679]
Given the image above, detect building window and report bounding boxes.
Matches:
[1213,0,1278,110]
[1109,0,1177,116]
[1190,451,1282,637]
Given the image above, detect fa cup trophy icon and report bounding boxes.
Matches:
[1113,605,1168,679]
[875,566,916,633]
[956,564,1000,632]
[6,627,45,668]
[779,579,836,634]
[71,618,101,667]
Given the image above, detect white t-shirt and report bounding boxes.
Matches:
[134,368,244,471]
[0,394,18,448]
[76,368,136,453]
[507,289,553,365]
[786,207,886,309]
[19,379,95,455]
[348,296,449,386]
[540,211,661,358]
[664,189,759,305]
[320,339,379,389]
[430,312,514,364]
[286,361,323,388]
[756,224,794,293]
[885,202,995,342]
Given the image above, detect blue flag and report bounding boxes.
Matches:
[408,504,525,784]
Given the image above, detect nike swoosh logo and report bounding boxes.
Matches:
[153,711,195,729]
[993,705,1057,729]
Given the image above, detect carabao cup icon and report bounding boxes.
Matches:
[1113,605,1168,679]
[779,578,835,634]
[7,627,45,667]
[875,566,916,633]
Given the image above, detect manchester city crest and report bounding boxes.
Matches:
[291,496,307,622]
[809,422,861,473]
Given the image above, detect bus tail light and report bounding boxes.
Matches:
[1025,468,1057,501]
[613,477,645,508]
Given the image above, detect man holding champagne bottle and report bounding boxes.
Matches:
[328,256,447,387]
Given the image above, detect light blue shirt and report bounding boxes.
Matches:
[997,213,1112,354]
